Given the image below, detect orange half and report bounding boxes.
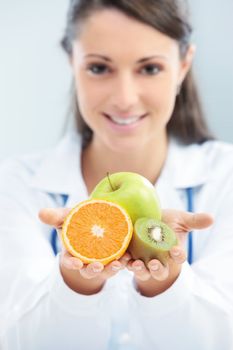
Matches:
[61,199,133,265]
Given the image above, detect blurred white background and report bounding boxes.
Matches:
[0,0,71,158]
[0,0,233,158]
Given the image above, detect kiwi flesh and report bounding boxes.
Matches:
[128,217,178,266]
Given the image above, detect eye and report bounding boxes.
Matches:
[140,64,162,75]
[87,63,109,75]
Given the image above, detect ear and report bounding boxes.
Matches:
[178,44,196,84]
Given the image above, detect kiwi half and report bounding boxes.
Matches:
[128,217,178,266]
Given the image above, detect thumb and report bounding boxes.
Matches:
[38,207,71,228]
[179,211,214,231]
[162,209,214,232]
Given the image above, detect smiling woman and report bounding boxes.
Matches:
[61,1,212,152]
[71,10,183,155]
[1,1,233,350]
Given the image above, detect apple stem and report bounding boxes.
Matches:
[107,172,115,191]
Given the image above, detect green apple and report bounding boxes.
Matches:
[90,172,161,223]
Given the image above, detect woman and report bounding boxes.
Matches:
[1,0,233,349]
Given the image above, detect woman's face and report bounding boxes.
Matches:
[71,9,193,153]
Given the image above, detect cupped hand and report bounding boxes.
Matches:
[127,209,214,287]
[39,207,214,295]
[38,208,131,281]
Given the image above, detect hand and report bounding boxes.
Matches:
[38,208,131,295]
[127,209,214,297]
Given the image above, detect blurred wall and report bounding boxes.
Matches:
[0,1,233,158]
[190,0,233,142]
[0,0,71,158]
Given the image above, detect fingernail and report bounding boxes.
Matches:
[150,264,159,271]
[111,265,121,271]
[134,265,142,271]
[93,267,102,273]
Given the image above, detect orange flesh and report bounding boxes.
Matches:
[65,202,130,259]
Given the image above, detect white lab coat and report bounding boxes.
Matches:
[0,131,233,350]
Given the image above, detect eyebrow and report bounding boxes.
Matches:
[84,54,168,62]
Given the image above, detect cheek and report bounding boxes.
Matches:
[75,75,107,114]
[147,75,177,120]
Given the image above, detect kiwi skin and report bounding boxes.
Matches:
[128,217,178,266]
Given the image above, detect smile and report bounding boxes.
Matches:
[104,113,147,126]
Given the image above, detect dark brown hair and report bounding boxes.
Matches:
[61,0,214,147]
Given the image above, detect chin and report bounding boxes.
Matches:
[105,138,142,154]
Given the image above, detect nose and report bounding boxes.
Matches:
[109,72,140,112]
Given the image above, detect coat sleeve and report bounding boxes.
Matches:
[127,171,233,350]
[1,256,112,350]
[0,159,112,350]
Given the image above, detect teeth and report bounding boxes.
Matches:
[109,115,141,125]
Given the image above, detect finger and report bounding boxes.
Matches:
[118,252,132,267]
[127,258,150,277]
[147,259,169,281]
[61,250,84,270]
[126,259,135,271]
[162,209,214,231]
[130,260,151,281]
[38,207,71,228]
[169,246,187,264]
[103,260,123,278]
[182,212,214,230]
[79,262,104,279]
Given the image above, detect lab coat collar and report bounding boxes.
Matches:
[30,132,209,197]
[161,137,209,189]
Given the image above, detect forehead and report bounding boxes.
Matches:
[75,9,179,58]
